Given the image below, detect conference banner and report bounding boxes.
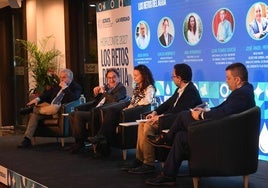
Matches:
[96,0,133,94]
[95,0,268,160]
[131,0,268,161]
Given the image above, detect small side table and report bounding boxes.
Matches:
[115,121,139,160]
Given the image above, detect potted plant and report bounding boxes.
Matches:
[16,36,61,95]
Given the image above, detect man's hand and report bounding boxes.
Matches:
[59,81,68,90]
[27,98,39,106]
[93,86,105,96]
[190,107,203,120]
[146,111,157,119]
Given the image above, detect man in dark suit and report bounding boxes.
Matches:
[124,63,202,174]
[146,62,256,185]
[18,69,82,148]
[159,18,174,47]
[68,68,127,154]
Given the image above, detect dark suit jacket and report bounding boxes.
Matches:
[159,33,173,46]
[38,81,82,104]
[95,82,127,104]
[204,82,255,119]
[155,82,202,115]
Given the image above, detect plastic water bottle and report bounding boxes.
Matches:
[151,97,158,111]
[79,94,86,104]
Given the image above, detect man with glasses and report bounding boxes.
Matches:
[122,63,202,174]
[68,68,127,154]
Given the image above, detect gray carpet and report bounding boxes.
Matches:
[0,133,267,188]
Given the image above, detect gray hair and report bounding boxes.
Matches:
[60,68,73,81]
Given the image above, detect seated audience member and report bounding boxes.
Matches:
[88,64,156,154]
[18,69,82,148]
[145,62,256,186]
[68,68,127,154]
[124,63,202,174]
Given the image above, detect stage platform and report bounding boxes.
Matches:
[0,129,268,188]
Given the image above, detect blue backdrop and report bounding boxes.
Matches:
[131,0,268,160]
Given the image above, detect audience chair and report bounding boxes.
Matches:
[33,99,81,147]
[75,96,131,136]
[188,106,260,188]
[98,102,151,160]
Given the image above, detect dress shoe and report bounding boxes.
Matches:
[145,174,176,186]
[147,133,172,149]
[128,164,155,174]
[19,105,34,115]
[17,137,32,148]
[121,159,143,171]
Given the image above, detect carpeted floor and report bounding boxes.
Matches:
[0,132,268,188]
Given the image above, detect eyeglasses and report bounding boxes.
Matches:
[107,76,117,80]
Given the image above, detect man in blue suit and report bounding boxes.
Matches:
[248,3,268,39]
[146,62,256,186]
[18,69,82,148]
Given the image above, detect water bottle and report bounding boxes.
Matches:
[151,97,158,111]
[79,94,86,104]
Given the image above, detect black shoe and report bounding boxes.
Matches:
[147,133,172,149]
[128,164,155,174]
[19,105,34,115]
[121,159,143,171]
[17,137,32,148]
[145,175,176,186]
[88,134,106,144]
[70,143,84,154]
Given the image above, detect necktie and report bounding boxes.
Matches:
[51,89,65,105]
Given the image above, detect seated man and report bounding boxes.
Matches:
[18,69,82,148]
[68,68,127,154]
[145,62,256,186]
[124,63,202,174]
[88,64,156,156]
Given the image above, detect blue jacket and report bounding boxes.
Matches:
[204,82,255,119]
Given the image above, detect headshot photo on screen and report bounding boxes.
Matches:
[184,13,203,46]
[158,17,175,47]
[213,8,234,43]
[247,2,268,40]
[135,21,150,50]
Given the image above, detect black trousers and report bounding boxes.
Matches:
[69,111,92,143]
[98,107,122,141]
[163,110,197,177]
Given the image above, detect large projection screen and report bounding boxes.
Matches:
[131,0,268,160]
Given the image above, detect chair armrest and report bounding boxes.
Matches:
[60,99,81,114]
[75,100,96,111]
[188,106,260,176]
[121,104,151,122]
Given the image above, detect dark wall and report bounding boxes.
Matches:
[65,0,99,101]
[0,0,99,126]
[0,6,26,126]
